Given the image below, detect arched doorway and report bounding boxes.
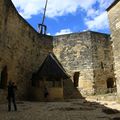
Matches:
[73,72,80,87]
[0,66,8,89]
[106,78,115,93]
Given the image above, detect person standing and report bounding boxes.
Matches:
[7,81,17,111]
[44,86,49,101]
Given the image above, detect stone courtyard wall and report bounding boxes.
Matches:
[53,31,115,96]
[0,0,53,102]
[91,32,115,94]
[107,1,120,100]
[0,0,116,102]
[53,32,94,95]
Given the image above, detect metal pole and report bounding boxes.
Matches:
[42,0,48,25]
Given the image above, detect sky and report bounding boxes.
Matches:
[11,0,114,36]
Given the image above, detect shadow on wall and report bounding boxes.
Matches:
[63,78,83,99]
[27,53,84,101]
[63,71,82,99]
[27,77,84,102]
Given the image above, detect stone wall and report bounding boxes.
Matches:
[0,0,53,102]
[107,1,120,99]
[91,32,115,94]
[53,31,115,96]
[0,0,116,102]
[53,32,94,95]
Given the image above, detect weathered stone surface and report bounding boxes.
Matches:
[107,1,120,99]
[0,0,53,102]
[0,0,116,102]
[91,32,115,94]
[53,32,115,95]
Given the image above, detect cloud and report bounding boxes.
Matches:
[12,0,45,19]
[47,33,51,35]
[98,0,114,10]
[12,0,97,19]
[84,0,114,30]
[85,12,109,30]
[55,29,72,35]
[11,0,114,31]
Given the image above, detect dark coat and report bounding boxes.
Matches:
[7,85,17,98]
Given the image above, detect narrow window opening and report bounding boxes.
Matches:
[101,62,104,69]
[73,72,80,87]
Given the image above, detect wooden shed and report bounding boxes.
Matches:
[31,53,69,101]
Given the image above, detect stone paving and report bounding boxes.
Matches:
[0,99,120,120]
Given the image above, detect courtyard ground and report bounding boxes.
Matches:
[0,98,120,120]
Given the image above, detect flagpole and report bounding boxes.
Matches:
[42,0,48,25]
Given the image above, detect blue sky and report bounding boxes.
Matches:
[11,0,114,35]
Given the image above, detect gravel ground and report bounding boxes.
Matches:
[0,99,120,120]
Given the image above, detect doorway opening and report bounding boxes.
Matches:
[107,78,114,88]
[106,78,115,93]
[0,66,8,89]
[73,72,80,87]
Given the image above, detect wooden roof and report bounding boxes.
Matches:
[31,53,70,81]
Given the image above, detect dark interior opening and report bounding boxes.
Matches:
[0,66,8,89]
[107,78,114,88]
[73,72,80,87]
[101,62,104,69]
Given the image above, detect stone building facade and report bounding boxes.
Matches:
[107,0,120,100]
[53,31,115,96]
[0,0,116,102]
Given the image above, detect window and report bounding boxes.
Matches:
[0,66,8,89]
[51,79,62,87]
[73,72,80,87]
[101,62,104,69]
[104,50,110,60]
